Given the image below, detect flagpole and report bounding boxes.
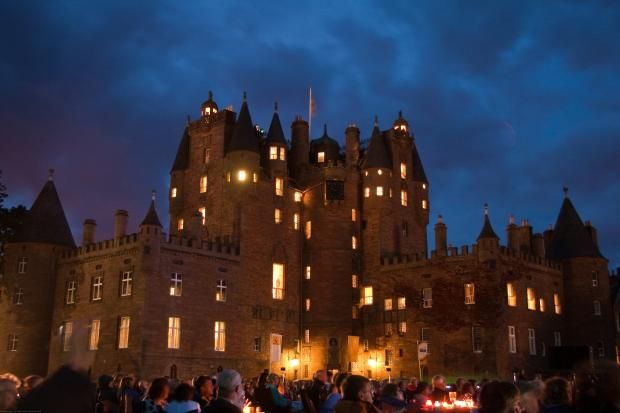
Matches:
[308,87,312,138]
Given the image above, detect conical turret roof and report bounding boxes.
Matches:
[226,98,259,153]
[411,143,428,183]
[140,193,162,227]
[477,206,499,241]
[363,119,392,169]
[548,195,602,259]
[171,126,190,172]
[267,104,286,144]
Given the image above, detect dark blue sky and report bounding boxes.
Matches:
[1,1,619,269]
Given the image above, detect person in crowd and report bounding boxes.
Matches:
[404,378,418,403]
[321,372,348,413]
[96,374,119,413]
[574,361,620,413]
[204,369,246,413]
[308,370,329,411]
[542,377,574,413]
[379,383,407,413]
[137,379,150,400]
[119,375,142,413]
[335,375,380,413]
[20,374,44,396]
[143,377,170,413]
[0,377,18,411]
[478,381,521,413]
[458,382,475,401]
[266,373,292,412]
[165,383,201,413]
[430,375,448,403]
[410,382,431,407]
[517,380,543,413]
[455,378,465,398]
[194,375,215,409]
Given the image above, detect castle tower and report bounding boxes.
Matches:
[434,215,447,256]
[263,103,288,178]
[0,171,75,376]
[410,126,430,254]
[345,124,360,167]
[289,116,309,180]
[476,204,500,259]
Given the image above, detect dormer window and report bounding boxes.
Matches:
[317,151,325,163]
[270,146,278,160]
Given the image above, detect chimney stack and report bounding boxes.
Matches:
[82,219,96,245]
[114,210,128,239]
[507,215,518,251]
[434,215,447,256]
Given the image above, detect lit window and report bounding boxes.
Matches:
[170,273,182,297]
[398,321,407,334]
[364,187,370,198]
[200,175,208,193]
[177,219,184,231]
[12,288,23,305]
[270,146,278,160]
[171,188,177,198]
[528,328,536,355]
[272,263,285,300]
[384,323,393,336]
[294,213,300,230]
[253,173,258,183]
[275,177,284,196]
[226,172,231,182]
[554,293,562,314]
[364,171,368,176]
[198,207,206,225]
[464,283,475,304]
[508,326,516,353]
[89,320,100,350]
[304,329,310,343]
[216,279,227,302]
[422,183,427,189]
[317,151,325,163]
[274,208,282,224]
[305,266,311,280]
[17,257,28,274]
[66,280,77,305]
[401,190,407,206]
[384,298,393,311]
[472,326,482,353]
[120,271,133,297]
[351,208,357,222]
[279,147,286,161]
[539,298,545,312]
[592,271,599,287]
[397,297,406,310]
[362,286,373,305]
[118,317,130,349]
[237,170,247,181]
[507,283,517,307]
[204,148,211,164]
[168,317,181,349]
[294,191,302,203]
[389,188,393,198]
[422,200,428,209]
[92,276,103,301]
[527,288,536,310]
[62,321,73,352]
[214,321,226,351]
[352,236,357,250]
[400,162,407,179]
[594,300,601,316]
[352,275,358,288]
[376,186,383,196]
[422,288,433,308]
[554,331,561,346]
[305,298,311,311]
[305,221,311,239]
[7,334,17,352]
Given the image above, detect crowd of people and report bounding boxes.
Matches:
[0,362,619,413]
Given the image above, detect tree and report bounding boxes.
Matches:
[0,171,28,255]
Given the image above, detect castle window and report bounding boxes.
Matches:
[91,276,103,301]
[272,263,285,300]
[400,162,407,179]
[171,187,177,198]
[254,337,261,352]
[270,146,278,160]
[66,280,77,305]
[7,334,17,352]
[401,190,408,206]
[554,331,561,346]
[253,173,258,183]
[384,298,393,311]
[170,273,182,297]
[17,257,28,274]
[539,298,545,312]
[592,271,599,287]
[89,320,100,351]
[384,348,393,367]
[352,275,358,288]
[464,283,475,304]
[216,279,227,302]
[402,221,409,237]
[304,329,310,343]
[168,317,181,349]
[305,298,311,311]
[376,186,384,196]
[420,327,430,342]
[177,219,184,231]
[398,297,406,310]
[294,191,302,202]
[12,288,24,305]
[398,321,407,335]
[120,271,133,297]
[226,172,231,182]
[274,208,282,224]
[62,321,73,352]
[352,208,357,222]
[506,283,517,307]
[508,326,517,353]
[317,151,325,163]
[422,288,433,308]
[364,187,370,198]
[422,183,427,190]
[422,200,428,209]
[593,300,601,316]
[305,266,311,280]
[527,288,536,310]
[294,213,300,230]
[204,148,211,164]
[200,175,208,193]
[237,170,247,182]
[275,177,284,196]
[305,221,311,239]
[279,147,286,161]
[554,293,562,314]
[199,207,206,225]
[352,236,357,250]
[528,328,536,355]
[362,286,373,306]
[214,321,226,351]
[118,317,130,349]
[472,325,482,353]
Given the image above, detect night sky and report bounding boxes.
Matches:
[1,1,619,269]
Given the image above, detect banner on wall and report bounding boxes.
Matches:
[270,333,283,363]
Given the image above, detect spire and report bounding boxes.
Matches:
[363,118,392,169]
[14,175,75,247]
[48,168,55,181]
[140,190,162,227]
[171,126,191,172]
[477,204,499,241]
[226,96,259,153]
[266,104,286,144]
[548,193,602,259]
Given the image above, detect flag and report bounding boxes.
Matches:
[309,88,316,118]
[270,333,282,363]
[418,341,429,360]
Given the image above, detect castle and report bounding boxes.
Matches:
[1,92,617,381]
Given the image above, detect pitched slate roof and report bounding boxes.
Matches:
[14,179,75,247]
[171,126,190,172]
[140,197,162,227]
[226,100,260,153]
[477,208,499,240]
[266,107,286,145]
[548,197,603,259]
[363,123,392,169]
[411,143,428,183]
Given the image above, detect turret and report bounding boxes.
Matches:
[362,117,392,209]
[310,124,340,165]
[290,115,309,178]
[392,110,410,138]
[476,204,499,252]
[139,191,163,231]
[264,102,288,178]
[200,90,218,119]
[434,215,447,256]
[345,124,360,167]
[225,93,260,190]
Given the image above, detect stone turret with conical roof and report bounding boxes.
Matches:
[226,92,260,154]
[201,90,218,119]
[392,110,410,138]
[477,203,499,253]
[263,102,288,178]
[225,93,260,188]
[310,124,340,165]
[139,191,163,256]
[140,190,163,229]
[362,116,392,209]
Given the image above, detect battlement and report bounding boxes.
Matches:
[59,233,141,259]
[164,234,240,259]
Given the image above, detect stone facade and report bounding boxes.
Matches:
[1,92,617,381]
